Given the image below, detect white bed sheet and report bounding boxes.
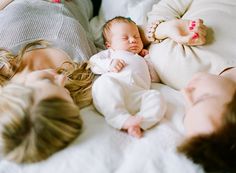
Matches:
[0,84,204,173]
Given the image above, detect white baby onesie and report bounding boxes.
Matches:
[90,49,166,130]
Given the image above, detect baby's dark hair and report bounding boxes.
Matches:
[102,16,136,44]
[178,91,236,173]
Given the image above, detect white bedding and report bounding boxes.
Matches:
[90,0,161,49]
[0,84,204,173]
[1,0,227,172]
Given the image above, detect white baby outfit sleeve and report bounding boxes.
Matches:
[144,54,160,83]
[89,49,113,74]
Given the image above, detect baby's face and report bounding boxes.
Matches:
[107,22,143,54]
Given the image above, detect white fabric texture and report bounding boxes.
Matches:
[90,50,166,130]
[0,84,204,173]
[148,0,236,89]
[90,50,152,88]
[92,75,166,130]
[0,0,97,61]
[1,0,235,172]
[89,0,161,49]
[90,0,236,90]
[90,49,159,82]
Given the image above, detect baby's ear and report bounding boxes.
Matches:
[105,41,111,48]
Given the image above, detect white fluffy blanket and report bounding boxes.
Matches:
[0,84,204,173]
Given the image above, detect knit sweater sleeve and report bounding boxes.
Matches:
[147,0,193,23]
[0,0,97,61]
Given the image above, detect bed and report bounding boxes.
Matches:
[0,0,236,172]
[1,84,203,173]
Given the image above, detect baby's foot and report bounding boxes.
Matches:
[122,116,143,130]
[127,126,142,138]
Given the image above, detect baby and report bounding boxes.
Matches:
[90,16,166,138]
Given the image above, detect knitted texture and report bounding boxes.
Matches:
[0,0,97,61]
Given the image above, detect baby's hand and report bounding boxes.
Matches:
[139,49,149,57]
[109,59,126,73]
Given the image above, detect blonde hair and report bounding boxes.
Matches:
[0,39,94,163]
[0,83,82,163]
[59,61,94,108]
[0,39,94,108]
[102,16,136,43]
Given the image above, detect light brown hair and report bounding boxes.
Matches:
[0,83,82,163]
[0,39,94,108]
[0,40,94,163]
[102,16,136,44]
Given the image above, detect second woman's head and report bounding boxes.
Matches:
[0,69,83,163]
[178,71,236,172]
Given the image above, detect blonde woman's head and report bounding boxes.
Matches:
[178,92,236,172]
[0,40,94,163]
[0,40,49,86]
[0,40,94,108]
[0,83,82,163]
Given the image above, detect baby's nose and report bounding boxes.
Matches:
[129,37,136,43]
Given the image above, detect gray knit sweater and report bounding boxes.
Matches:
[0,0,97,61]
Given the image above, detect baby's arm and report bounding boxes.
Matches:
[89,50,113,74]
[139,49,149,57]
[0,0,13,10]
[139,49,160,82]
[144,55,160,83]
[109,59,126,73]
[89,50,126,74]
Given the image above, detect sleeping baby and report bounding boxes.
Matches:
[90,16,166,138]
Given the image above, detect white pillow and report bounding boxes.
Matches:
[99,0,160,24]
[90,0,161,49]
